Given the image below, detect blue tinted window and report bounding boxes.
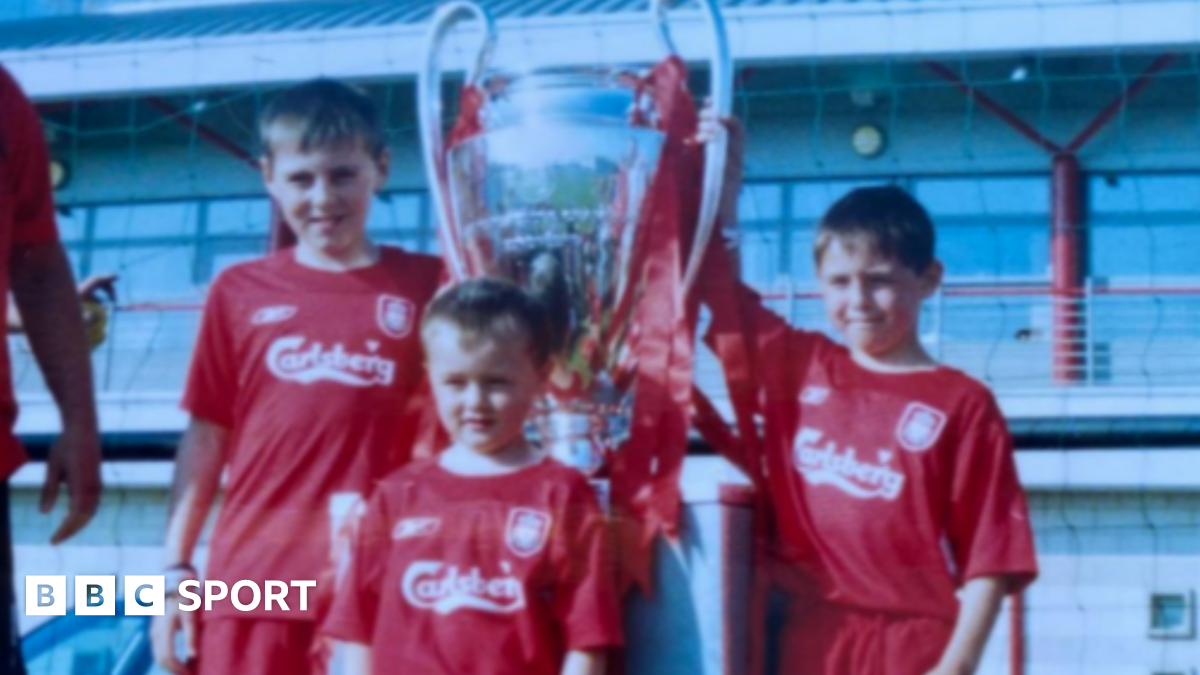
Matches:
[206,198,270,236]
[93,203,198,240]
[739,183,784,222]
[90,244,198,301]
[54,208,87,243]
[915,177,1050,281]
[1090,174,1200,284]
[791,180,889,221]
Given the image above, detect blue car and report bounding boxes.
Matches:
[21,602,166,675]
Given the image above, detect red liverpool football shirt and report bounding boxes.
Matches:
[182,246,442,619]
[710,285,1037,620]
[0,67,61,480]
[324,458,623,675]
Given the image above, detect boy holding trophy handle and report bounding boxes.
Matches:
[698,108,1038,675]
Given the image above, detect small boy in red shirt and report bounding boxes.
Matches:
[702,118,1038,675]
[324,278,622,675]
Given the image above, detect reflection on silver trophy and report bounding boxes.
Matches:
[420,0,730,477]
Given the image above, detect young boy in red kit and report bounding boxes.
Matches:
[324,279,621,675]
[702,115,1037,675]
[151,79,442,675]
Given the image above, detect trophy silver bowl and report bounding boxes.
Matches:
[420,0,731,477]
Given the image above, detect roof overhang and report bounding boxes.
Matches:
[6,0,1199,101]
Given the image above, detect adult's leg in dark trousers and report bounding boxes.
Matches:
[0,482,25,675]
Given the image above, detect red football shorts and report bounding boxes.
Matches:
[778,602,954,675]
[197,617,327,675]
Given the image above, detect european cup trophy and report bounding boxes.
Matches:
[419,0,731,483]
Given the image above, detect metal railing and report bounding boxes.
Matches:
[10,280,1200,405]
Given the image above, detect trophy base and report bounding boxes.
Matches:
[537,409,627,477]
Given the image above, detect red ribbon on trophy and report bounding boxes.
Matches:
[608,54,703,591]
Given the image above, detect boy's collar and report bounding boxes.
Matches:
[293,241,380,272]
[848,347,941,375]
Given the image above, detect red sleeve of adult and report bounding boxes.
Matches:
[323,489,391,644]
[181,274,239,428]
[553,476,624,651]
[947,391,1039,593]
[3,68,59,246]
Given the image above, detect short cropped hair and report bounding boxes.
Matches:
[421,278,556,370]
[814,185,936,274]
[259,78,386,159]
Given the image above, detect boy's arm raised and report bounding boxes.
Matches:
[924,576,1006,675]
[697,110,795,365]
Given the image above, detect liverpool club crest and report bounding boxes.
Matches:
[895,402,947,452]
[377,295,415,339]
[505,508,552,558]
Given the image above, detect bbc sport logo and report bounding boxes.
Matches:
[25,576,317,616]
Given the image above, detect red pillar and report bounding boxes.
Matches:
[1051,154,1085,383]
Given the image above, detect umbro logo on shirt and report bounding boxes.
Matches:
[393,517,441,541]
[251,305,297,325]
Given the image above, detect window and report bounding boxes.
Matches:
[914,176,1049,282]
[54,208,86,243]
[739,176,1050,291]
[89,202,203,303]
[1150,591,1195,639]
[93,203,198,240]
[200,198,270,282]
[1090,174,1200,285]
[369,193,425,246]
[735,183,785,288]
[205,198,270,237]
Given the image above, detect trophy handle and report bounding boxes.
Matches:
[419,2,496,280]
[651,0,733,296]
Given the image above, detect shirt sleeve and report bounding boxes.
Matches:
[181,274,241,427]
[552,478,623,651]
[2,68,59,246]
[946,391,1038,592]
[323,489,391,644]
